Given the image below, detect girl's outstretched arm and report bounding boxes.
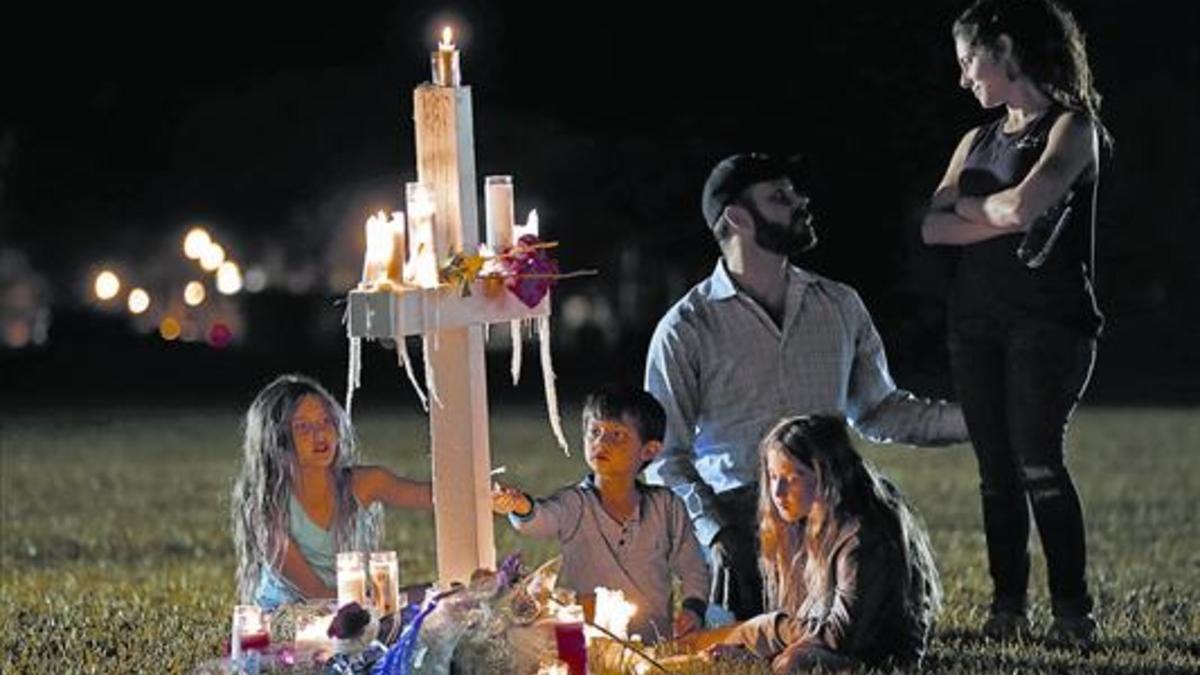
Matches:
[351,466,434,510]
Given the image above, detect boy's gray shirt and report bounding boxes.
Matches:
[510,475,710,642]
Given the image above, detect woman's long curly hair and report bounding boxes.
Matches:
[954,0,1112,147]
[757,416,942,626]
[230,374,380,602]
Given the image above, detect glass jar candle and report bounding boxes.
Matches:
[369,551,400,615]
[336,551,368,608]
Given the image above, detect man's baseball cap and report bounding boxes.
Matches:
[701,153,800,227]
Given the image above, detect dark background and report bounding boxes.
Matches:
[2,1,1196,409]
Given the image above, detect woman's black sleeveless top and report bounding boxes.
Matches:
[951,108,1103,335]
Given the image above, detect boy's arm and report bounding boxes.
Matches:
[504,486,582,540]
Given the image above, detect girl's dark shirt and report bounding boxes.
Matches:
[951,108,1103,335]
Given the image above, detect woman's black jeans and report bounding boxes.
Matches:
[949,315,1096,619]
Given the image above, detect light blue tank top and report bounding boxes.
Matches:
[254,492,375,610]
[288,495,337,587]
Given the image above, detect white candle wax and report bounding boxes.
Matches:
[369,551,400,615]
[337,569,367,608]
[336,551,369,607]
[387,211,406,285]
[515,209,540,241]
[406,183,440,289]
[362,211,394,287]
[485,176,515,251]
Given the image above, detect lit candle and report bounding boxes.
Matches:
[515,209,540,241]
[485,175,515,251]
[406,182,440,289]
[361,211,395,287]
[590,587,637,641]
[369,551,400,615]
[294,613,334,655]
[536,662,570,675]
[336,552,369,608]
[431,26,461,87]
[230,604,271,663]
[553,603,588,675]
[387,211,406,285]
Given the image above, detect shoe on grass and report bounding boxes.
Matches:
[1046,613,1097,648]
[982,611,1031,641]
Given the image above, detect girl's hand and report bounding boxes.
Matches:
[491,483,532,516]
[704,643,755,662]
[673,608,703,639]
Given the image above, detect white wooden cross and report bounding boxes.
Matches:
[346,51,551,585]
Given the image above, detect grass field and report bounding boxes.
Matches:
[2,404,1197,673]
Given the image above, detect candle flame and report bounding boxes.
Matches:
[590,587,637,641]
[440,26,454,50]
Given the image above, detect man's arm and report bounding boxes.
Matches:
[843,291,969,446]
[643,317,722,544]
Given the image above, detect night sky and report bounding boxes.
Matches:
[3,1,1197,403]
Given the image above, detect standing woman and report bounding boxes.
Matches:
[921,0,1109,644]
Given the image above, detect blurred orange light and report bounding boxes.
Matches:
[159,317,182,340]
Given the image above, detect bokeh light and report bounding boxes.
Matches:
[184,281,206,306]
[244,266,268,293]
[183,228,211,260]
[94,270,121,300]
[159,317,182,341]
[127,288,150,314]
[216,261,243,295]
[208,322,233,349]
[199,243,226,272]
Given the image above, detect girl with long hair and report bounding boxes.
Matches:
[695,416,941,671]
[230,374,432,609]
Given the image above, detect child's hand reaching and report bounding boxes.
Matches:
[673,607,703,639]
[491,483,533,516]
